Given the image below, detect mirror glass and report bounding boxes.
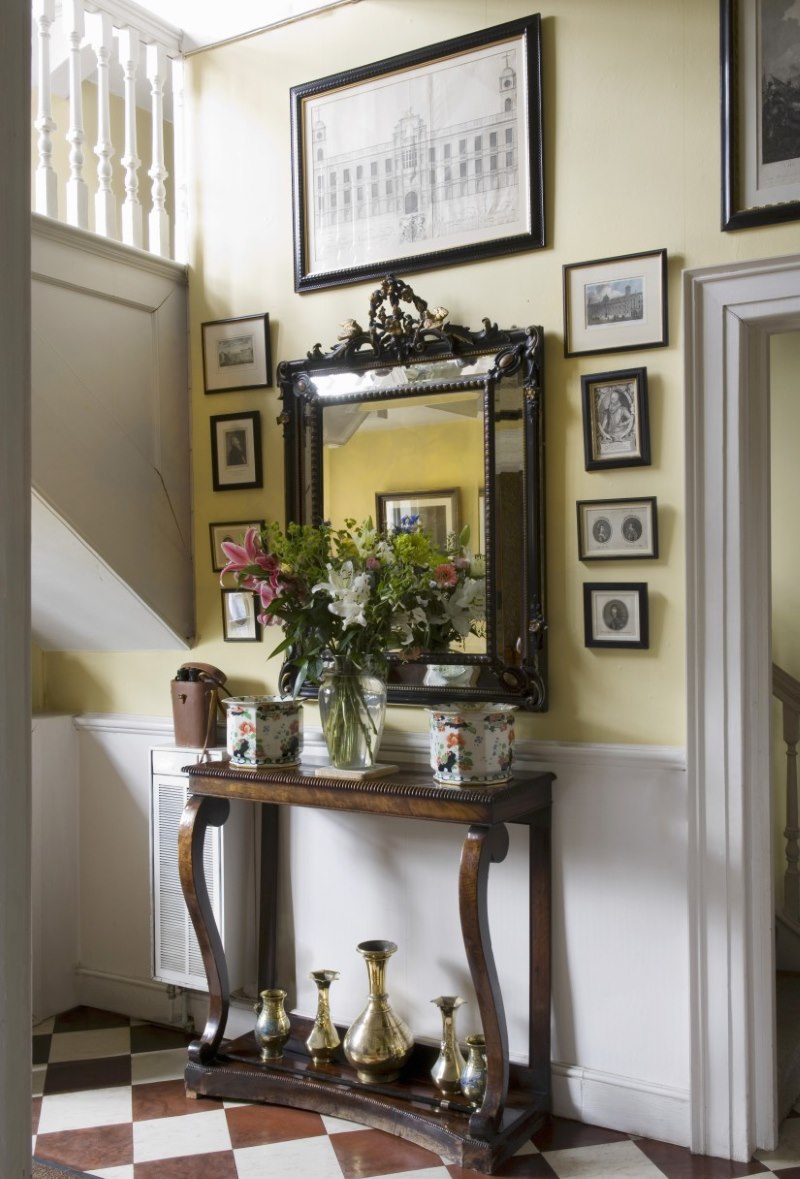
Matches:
[279,276,547,709]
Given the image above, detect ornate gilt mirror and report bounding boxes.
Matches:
[278,275,547,709]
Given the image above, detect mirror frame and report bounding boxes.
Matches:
[278,275,547,710]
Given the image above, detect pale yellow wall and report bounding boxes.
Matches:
[41,0,800,744]
[771,331,800,905]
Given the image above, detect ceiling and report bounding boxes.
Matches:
[142,0,359,53]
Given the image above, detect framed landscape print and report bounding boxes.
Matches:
[577,497,659,561]
[290,13,544,292]
[583,582,649,649]
[721,0,800,230]
[563,249,668,357]
[581,367,651,470]
[202,314,272,392]
[210,411,262,491]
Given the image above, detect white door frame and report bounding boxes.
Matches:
[685,254,800,1161]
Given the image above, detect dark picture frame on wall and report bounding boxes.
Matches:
[210,411,262,491]
[583,582,649,649]
[580,367,651,471]
[721,0,800,231]
[290,13,544,293]
[577,497,659,561]
[209,520,265,573]
[201,314,272,392]
[376,489,459,550]
[221,589,261,642]
[563,249,668,358]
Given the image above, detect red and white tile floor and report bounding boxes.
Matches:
[31,1006,800,1179]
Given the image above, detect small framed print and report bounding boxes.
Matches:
[376,489,459,549]
[210,411,262,491]
[221,589,261,642]
[581,367,650,470]
[563,249,668,357]
[583,582,649,649]
[577,497,658,561]
[202,314,272,393]
[209,520,264,572]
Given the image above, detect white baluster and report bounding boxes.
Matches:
[117,26,143,249]
[146,42,170,258]
[33,0,58,219]
[171,55,188,263]
[86,9,117,240]
[64,0,89,229]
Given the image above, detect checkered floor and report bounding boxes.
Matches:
[31,1006,800,1178]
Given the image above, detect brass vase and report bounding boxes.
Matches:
[459,1032,488,1107]
[343,940,413,1083]
[306,969,341,1065]
[430,995,466,1095]
[253,987,291,1061]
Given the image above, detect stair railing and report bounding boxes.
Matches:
[31,0,186,261]
[774,662,800,924]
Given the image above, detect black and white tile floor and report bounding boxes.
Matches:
[31,1006,800,1179]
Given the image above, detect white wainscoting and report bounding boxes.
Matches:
[56,714,690,1144]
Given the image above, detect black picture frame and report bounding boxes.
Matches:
[290,14,544,293]
[577,497,659,561]
[580,367,651,471]
[210,411,262,492]
[221,589,261,642]
[209,520,265,572]
[563,249,668,358]
[583,582,649,649]
[721,0,800,231]
[201,313,272,393]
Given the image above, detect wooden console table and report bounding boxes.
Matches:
[179,761,553,1174]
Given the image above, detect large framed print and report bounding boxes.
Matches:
[563,249,668,358]
[722,0,800,230]
[290,14,544,293]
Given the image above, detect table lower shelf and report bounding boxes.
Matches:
[185,1027,548,1174]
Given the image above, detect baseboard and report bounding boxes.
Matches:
[551,1061,691,1148]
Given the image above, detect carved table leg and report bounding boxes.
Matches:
[178,794,230,1063]
[459,822,510,1140]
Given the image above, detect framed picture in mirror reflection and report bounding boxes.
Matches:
[376,489,459,549]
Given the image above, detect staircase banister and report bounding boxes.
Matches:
[85,0,183,55]
[773,662,800,714]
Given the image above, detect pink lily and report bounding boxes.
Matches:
[220,527,276,582]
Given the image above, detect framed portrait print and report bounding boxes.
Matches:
[581,367,650,470]
[577,497,659,561]
[376,489,458,549]
[583,582,649,649]
[201,314,272,393]
[210,411,262,491]
[221,589,260,642]
[563,249,668,357]
[722,0,800,230]
[290,14,544,292]
[210,520,264,572]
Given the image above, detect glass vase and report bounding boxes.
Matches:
[318,658,387,770]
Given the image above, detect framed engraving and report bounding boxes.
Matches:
[563,249,668,357]
[577,497,658,561]
[210,411,262,491]
[202,314,272,392]
[581,367,650,471]
[583,582,649,649]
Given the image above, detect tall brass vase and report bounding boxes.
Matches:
[306,969,341,1065]
[343,940,413,1084]
[430,995,466,1094]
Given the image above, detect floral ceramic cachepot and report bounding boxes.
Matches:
[426,703,517,786]
[222,696,303,768]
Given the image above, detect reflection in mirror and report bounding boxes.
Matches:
[279,275,546,710]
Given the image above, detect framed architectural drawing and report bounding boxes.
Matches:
[563,249,668,357]
[580,367,650,470]
[202,314,272,392]
[721,0,800,230]
[210,411,262,491]
[290,14,544,292]
[577,497,658,561]
[583,582,649,649]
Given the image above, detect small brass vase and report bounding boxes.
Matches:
[343,939,413,1084]
[430,995,466,1095]
[306,969,341,1065]
[459,1032,488,1107]
[253,987,291,1061]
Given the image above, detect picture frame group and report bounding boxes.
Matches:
[721,0,800,231]
[580,367,650,471]
[290,13,544,293]
[210,520,265,573]
[577,497,658,561]
[563,249,668,358]
[221,589,261,642]
[210,411,262,492]
[583,582,649,649]
[202,314,272,393]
